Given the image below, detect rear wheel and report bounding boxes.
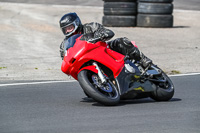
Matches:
[150,72,174,101]
[78,70,120,106]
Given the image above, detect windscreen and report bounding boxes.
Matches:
[64,34,82,50]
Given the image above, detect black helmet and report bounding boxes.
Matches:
[59,13,82,37]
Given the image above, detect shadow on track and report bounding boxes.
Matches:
[81,97,182,107]
[173,26,190,28]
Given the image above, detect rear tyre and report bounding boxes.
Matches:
[78,70,120,106]
[150,72,174,101]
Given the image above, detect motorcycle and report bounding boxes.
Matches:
[61,34,174,106]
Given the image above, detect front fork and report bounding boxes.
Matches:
[93,62,107,84]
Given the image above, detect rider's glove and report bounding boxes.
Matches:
[94,29,110,42]
[87,37,100,44]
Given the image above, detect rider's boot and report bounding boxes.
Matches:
[108,37,152,68]
[123,37,152,68]
[139,52,152,68]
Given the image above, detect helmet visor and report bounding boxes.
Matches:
[62,24,75,36]
[61,18,80,37]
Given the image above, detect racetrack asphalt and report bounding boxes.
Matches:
[0,74,200,133]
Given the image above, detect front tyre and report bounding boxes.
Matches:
[78,70,120,106]
[150,72,174,101]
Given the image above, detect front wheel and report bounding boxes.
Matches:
[150,72,174,101]
[78,70,120,106]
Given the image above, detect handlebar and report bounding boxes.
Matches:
[87,37,101,43]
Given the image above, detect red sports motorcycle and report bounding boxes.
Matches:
[61,34,174,106]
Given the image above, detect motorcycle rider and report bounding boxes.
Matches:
[59,12,152,68]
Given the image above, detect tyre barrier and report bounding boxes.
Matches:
[102,0,174,28]
[137,0,174,27]
[103,15,136,27]
[102,0,137,27]
[137,14,173,27]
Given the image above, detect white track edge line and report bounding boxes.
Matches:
[0,80,77,87]
[169,73,200,77]
[0,73,200,87]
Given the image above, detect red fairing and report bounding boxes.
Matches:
[78,65,98,74]
[61,35,125,80]
[61,60,69,74]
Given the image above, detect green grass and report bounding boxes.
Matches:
[0,67,7,69]
[170,70,181,74]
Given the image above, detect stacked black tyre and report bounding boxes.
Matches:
[137,0,174,27]
[103,0,137,27]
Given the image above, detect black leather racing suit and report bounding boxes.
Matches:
[60,22,114,59]
[60,22,151,67]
